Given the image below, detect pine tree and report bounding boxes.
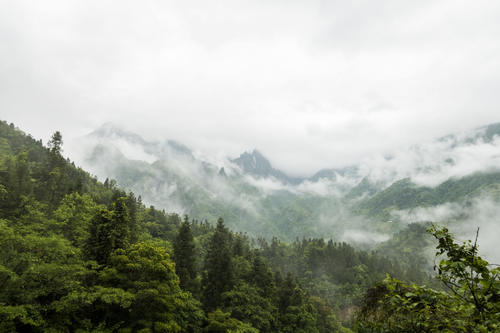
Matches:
[173,215,197,293]
[47,131,63,155]
[250,254,275,297]
[86,197,131,265]
[110,197,131,251]
[277,273,318,332]
[86,207,114,264]
[202,217,233,311]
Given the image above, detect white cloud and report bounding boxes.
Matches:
[1,0,500,176]
[357,133,500,187]
[341,229,390,245]
[393,195,500,263]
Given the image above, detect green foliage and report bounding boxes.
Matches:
[204,309,258,333]
[48,131,63,155]
[173,216,198,294]
[356,276,466,332]
[96,242,204,332]
[85,197,134,265]
[85,207,116,265]
[54,193,99,247]
[0,120,424,332]
[310,296,353,333]
[430,225,500,327]
[357,173,500,221]
[356,226,500,332]
[375,222,434,275]
[0,219,89,331]
[222,282,277,332]
[203,218,234,311]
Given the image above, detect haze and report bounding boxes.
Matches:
[2,0,500,176]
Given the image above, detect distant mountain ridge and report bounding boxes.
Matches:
[68,121,500,242]
[85,123,367,185]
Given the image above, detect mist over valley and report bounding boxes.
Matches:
[65,122,500,264]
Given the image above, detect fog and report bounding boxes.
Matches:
[394,195,500,263]
[2,1,500,176]
[64,121,500,248]
[3,0,499,250]
[341,229,390,246]
[354,126,500,187]
[69,121,500,192]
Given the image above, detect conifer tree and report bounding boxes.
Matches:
[173,215,197,293]
[48,131,63,155]
[86,207,114,264]
[202,217,233,311]
[250,255,275,297]
[86,197,131,264]
[110,196,131,251]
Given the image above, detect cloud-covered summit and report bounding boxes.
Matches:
[231,150,303,185]
[69,121,500,190]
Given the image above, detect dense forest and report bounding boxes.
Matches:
[1,120,499,332]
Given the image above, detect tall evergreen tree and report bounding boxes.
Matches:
[47,131,63,155]
[111,196,131,251]
[86,207,114,264]
[202,217,233,311]
[277,273,318,332]
[257,256,276,293]
[173,215,198,293]
[86,197,131,264]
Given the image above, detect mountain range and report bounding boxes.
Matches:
[67,122,500,243]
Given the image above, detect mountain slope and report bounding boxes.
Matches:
[356,172,500,221]
[69,122,500,242]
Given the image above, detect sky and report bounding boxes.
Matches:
[1,0,500,176]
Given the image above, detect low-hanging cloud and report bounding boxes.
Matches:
[341,229,390,245]
[393,195,500,263]
[2,0,500,176]
[356,129,500,187]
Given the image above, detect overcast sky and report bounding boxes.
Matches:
[1,0,500,176]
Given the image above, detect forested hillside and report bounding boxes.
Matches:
[1,120,499,332]
[0,123,373,331]
[355,173,500,221]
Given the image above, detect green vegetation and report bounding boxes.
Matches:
[374,223,434,273]
[1,120,498,332]
[0,121,354,331]
[85,125,500,244]
[356,226,500,332]
[357,173,500,221]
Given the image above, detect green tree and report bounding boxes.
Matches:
[222,282,277,332]
[44,131,68,207]
[204,309,258,333]
[356,226,500,332]
[203,218,234,311]
[277,273,319,333]
[47,131,63,155]
[0,152,32,218]
[110,196,131,251]
[310,296,347,333]
[0,220,88,332]
[430,225,500,327]
[85,197,133,265]
[173,215,198,294]
[94,242,204,332]
[85,207,115,265]
[53,193,99,247]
